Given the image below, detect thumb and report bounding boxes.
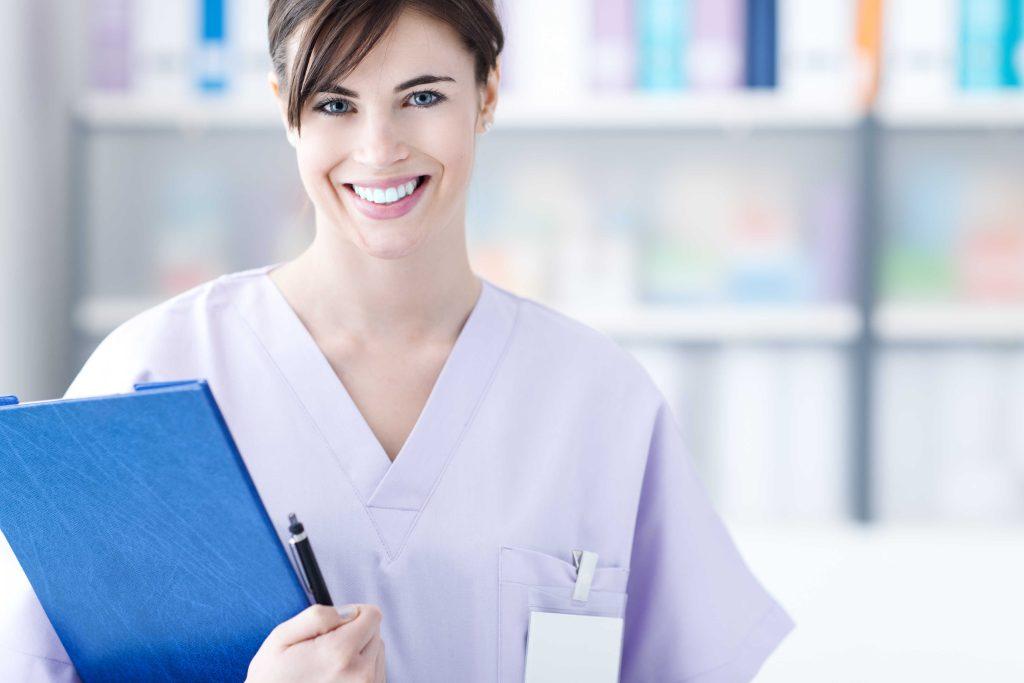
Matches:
[336,604,360,624]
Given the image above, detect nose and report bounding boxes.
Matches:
[350,113,409,170]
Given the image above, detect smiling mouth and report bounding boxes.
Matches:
[339,175,428,204]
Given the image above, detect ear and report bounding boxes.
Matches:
[477,58,501,133]
[268,70,298,148]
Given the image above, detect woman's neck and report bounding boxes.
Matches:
[269,221,481,347]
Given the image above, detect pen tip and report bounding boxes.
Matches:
[288,513,298,524]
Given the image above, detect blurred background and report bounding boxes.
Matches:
[2,0,1024,679]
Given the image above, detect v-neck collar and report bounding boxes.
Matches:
[233,264,519,560]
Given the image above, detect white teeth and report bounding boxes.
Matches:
[352,177,421,205]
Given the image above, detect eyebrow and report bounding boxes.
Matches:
[318,74,456,98]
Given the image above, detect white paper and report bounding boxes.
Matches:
[524,611,624,683]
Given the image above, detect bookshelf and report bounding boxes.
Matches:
[72,0,1024,525]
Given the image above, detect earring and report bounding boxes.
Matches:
[482,118,493,132]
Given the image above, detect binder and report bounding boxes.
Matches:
[745,0,778,88]
[637,0,689,90]
[0,380,310,682]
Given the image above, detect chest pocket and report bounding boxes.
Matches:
[497,545,629,682]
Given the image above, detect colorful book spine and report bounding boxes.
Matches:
[689,0,746,89]
[229,0,273,99]
[133,0,193,97]
[855,0,883,106]
[593,0,636,90]
[779,0,856,100]
[959,0,1017,89]
[90,0,132,91]
[1010,0,1024,85]
[723,182,809,304]
[502,0,591,98]
[811,178,855,303]
[637,0,688,90]
[882,0,957,102]
[744,0,777,87]
[198,0,229,92]
[881,167,960,301]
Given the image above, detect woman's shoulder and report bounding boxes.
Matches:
[105,264,272,341]
[66,265,273,398]
[486,281,664,406]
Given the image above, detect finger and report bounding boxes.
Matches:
[359,632,381,657]
[317,603,380,655]
[374,637,386,683]
[269,604,357,647]
[317,602,381,654]
[352,634,383,681]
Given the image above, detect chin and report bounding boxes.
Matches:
[354,228,427,260]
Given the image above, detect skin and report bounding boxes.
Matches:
[268,7,499,466]
[249,8,500,681]
[247,604,386,683]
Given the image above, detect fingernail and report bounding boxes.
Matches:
[336,605,358,620]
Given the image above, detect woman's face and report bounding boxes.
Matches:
[271,8,498,262]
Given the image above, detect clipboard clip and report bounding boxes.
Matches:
[571,549,598,603]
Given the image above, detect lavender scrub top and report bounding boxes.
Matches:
[0,264,793,682]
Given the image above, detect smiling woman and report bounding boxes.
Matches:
[0,1,793,682]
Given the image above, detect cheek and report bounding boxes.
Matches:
[295,137,346,192]
[419,115,476,185]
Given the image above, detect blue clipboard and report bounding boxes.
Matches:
[0,380,310,681]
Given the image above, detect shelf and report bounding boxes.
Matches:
[494,91,863,130]
[874,303,1024,342]
[74,94,283,130]
[76,296,862,344]
[75,297,157,338]
[74,91,864,132]
[567,303,862,343]
[876,94,1024,129]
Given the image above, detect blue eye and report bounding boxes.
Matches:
[409,90,446,107]
[318,99,351,115]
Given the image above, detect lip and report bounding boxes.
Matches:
[342,175,430,221]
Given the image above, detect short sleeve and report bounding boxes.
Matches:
[0,324,150,682]
[63,321,156,400]
[619,398,794,682]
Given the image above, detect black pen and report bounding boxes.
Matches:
[287,513,333,606]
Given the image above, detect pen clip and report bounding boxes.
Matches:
[288,537,313,601]
[571,549,598,603]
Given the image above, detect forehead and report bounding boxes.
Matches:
[288,8,473,86]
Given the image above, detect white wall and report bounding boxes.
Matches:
[0,1,78,400]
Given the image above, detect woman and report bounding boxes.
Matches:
[0,1,793,680]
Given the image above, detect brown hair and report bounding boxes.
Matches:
[268,0,504,134]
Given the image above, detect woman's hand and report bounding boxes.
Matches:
[246,603,386,682]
